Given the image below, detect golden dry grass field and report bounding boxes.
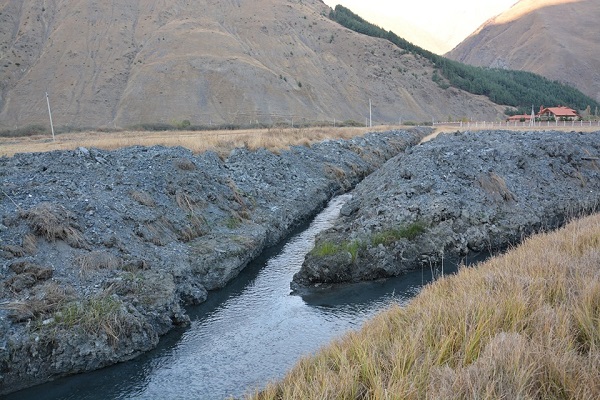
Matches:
[0,125,400,158]
[3,123,599,158]
[250,212,600,399]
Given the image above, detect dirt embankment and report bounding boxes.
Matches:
[0,128,429,395]
[293,130,600,287]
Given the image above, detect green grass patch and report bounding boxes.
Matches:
[49,295,130,344]
[310,223,425,261]
[345,240,364,263]
[371,222,426,246]
[225,217,242,229]
[311,241,342,257]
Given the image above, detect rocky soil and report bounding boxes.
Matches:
[293,130,600,287]
[0,127,428,394]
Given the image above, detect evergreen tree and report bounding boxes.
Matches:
[329,5,600,114]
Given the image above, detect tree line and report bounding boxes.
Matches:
[330,5,600,114]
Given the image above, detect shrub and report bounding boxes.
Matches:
[0,124,48,138]
[128,123,175,131]
[177,119,191,130]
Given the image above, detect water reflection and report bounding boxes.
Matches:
[9,195,486,400]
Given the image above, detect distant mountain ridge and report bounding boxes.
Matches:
[0,0,506,131]
[329,5,598,113]
[447,0,600,103]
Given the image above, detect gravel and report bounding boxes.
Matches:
[0,127,428,394]
[293,130,600,287]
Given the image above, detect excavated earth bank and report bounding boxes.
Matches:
[0,128,428,394]
[293,130,600,288]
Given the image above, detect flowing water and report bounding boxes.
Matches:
[11,194,475,400]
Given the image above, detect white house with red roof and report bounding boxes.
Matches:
[537,106,580,121]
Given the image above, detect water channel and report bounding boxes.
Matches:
[11,194,473,400]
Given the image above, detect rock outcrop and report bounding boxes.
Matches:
[0,127,428,394]
[293,130,600,287]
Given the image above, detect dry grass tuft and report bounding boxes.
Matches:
[22,202,86,248]
[52,291,135,345]
[130,190,156,207]
[173,190,207,241]
[478,171,516,202]
[324,163,351,190]
[250,213,600,399]
[173,158,197,171]
[5,261,53,293]
[22,233,38,255]
[1,281,73,322]
[74,250,122,276]
[1,244,25,258]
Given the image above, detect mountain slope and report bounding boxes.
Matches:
[0,0,507,130]
[447,0,600,103]
[329,5,598,113]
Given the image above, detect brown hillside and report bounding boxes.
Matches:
[447,0,600,103]
[0,0,504,130]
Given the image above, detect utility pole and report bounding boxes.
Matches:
[530,104,535,127]
[369,99,372,128]
[46,92,55,141]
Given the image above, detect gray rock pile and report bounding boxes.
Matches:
[293,130,600,287]
[0,127,428,394]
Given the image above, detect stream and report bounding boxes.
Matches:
[10,194,473,400]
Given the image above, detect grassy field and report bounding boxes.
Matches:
[2,124,598,158]
[0,125,400,158]
[249,213,600,399]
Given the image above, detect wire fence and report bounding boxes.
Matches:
[433,120,600,129]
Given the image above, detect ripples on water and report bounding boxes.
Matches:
[11,194,463,400]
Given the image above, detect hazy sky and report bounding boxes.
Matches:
[322,0,518,54]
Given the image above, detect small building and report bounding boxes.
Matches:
[507,114,533,123]
[538,106,580,121]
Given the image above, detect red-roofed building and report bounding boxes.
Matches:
[507,114,533,122]
[538,106,580,121]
